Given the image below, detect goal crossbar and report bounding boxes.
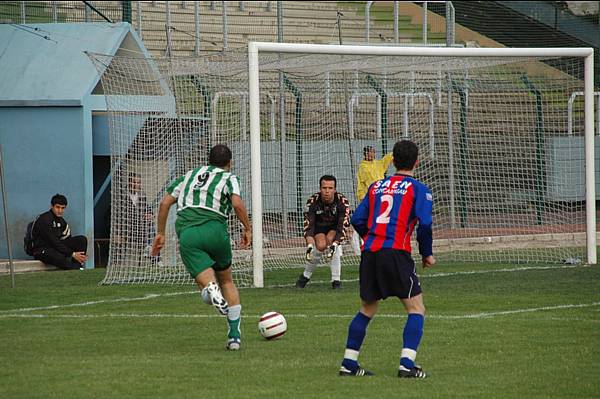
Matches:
[248,42,596,287]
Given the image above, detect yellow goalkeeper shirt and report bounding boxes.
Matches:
[356,152,394,201]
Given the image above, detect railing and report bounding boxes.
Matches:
[1,1,458,55]
[567,92,600,136]
[1,1,124,23]
[365,1,455,46]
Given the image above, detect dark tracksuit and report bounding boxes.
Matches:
[31,210,87,270]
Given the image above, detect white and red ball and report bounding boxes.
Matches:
[258,311,287,340]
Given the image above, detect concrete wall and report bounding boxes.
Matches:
[0,106,94,261]
[92,114,110,156]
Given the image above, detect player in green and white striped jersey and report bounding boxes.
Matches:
[151,144,252,351]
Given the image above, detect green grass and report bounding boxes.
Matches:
[1,262,599,398]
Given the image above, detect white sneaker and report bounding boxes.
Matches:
[226,337,241,351]
[206,282,228,315]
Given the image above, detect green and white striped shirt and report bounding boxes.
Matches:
[167,165,241,217]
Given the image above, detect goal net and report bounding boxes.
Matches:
[90,44,596,287]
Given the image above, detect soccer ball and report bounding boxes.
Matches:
[258,311,287,340]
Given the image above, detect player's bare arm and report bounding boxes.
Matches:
[231,194,252,249]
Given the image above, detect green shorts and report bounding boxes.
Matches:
[178,221,232,278]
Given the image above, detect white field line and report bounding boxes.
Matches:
[423,264,588,278]
[0,291,196,314]
[1,301,600,320]
[261,264,589,288]
[0,264,590,315]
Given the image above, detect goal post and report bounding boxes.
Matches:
[248,42,596,288]
[93,44,595,287]
[584,52,596,264]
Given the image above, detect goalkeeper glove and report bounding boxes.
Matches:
[325,242,339,259]
[305,244,314,261]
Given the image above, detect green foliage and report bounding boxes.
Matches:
[1,262,599,398]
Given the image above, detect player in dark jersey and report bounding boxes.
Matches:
[296,175,350,289]
[339,140,435,378]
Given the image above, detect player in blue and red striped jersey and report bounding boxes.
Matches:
[339,140,435,378]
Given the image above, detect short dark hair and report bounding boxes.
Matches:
[209,144,232,168]
[363,145,374,158]
[319,174,337,188]
[392,140,419,170]
[51,193,68,206]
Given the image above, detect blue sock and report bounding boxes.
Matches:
[400,313,424,369]
[341,312,371,371]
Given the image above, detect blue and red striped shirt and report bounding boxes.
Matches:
[351,174,433,256]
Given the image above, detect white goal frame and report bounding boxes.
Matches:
[248,42,596,287]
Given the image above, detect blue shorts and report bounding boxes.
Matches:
[359,249,422,301]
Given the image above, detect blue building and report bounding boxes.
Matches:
[0,22,155,267]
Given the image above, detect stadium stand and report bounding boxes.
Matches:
[0,1,448,56]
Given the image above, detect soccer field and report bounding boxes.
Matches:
[1,262,599,398]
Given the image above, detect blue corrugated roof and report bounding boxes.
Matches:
[0,23,142,102]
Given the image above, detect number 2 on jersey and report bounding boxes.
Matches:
[375,194,393,224]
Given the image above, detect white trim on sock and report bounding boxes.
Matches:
[344,348,360,361]
[401,348,417,361]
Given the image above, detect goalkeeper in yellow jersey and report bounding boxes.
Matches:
[351,146,394,254]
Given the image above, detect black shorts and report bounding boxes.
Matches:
[359,249,422,301]
[314,224,336,236]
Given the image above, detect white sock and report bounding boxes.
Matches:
[330,245,342,281]
[228,304,241,321]
[303,250,322,279]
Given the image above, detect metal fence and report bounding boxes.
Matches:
[0,1,123,24]
[3,1,598,57]
[1,1,457,56]
[364,1,454,46]
[2,1,597,83]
